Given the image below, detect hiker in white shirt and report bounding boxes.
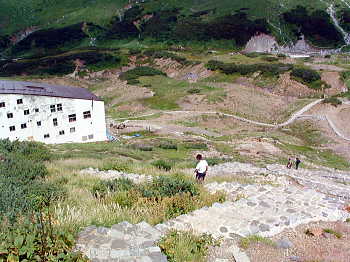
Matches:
[195,154,208,183]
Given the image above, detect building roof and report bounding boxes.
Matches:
[0,80,102,101]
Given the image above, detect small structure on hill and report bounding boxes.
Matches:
[0,80,107,144]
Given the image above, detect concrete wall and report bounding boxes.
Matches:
[0,94,107,144]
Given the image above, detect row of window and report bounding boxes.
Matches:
[42,131,93,140]
[10,125,77,135]
[0,99,23,108]
[4,111,91,123]
[0,101,63,113]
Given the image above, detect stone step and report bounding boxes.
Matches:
[75,221,167,262]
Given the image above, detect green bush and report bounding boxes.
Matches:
[92,178,135,198]
[308,79,330,90]
[113,190,138,208]
[262,56,279,62]
[183,142,208,150]
[159,142,178,150]
[100,161,132,172]
[291,68,321,83]
[140,174,199,198]
[0,139,50,162]
[187,88,201,94]
[206,158,229,166]
[323,97,342,106]
[159,230,218,262]
[151,160,173,171]
[0,215,87,261]
[206,60,293,76]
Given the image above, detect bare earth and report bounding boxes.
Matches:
[245,221,350,262]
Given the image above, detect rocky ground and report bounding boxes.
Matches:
[78,162,350,262]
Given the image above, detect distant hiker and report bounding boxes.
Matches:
[286,158,293,169]
[295,157,301,170]
[195,154,208,183]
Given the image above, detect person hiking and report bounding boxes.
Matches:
[286,158,293,169]
[195,154,208,183]
[295,157,301,170]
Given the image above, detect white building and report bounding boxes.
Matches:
[0,80,107,144]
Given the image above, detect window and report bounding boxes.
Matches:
[50,105,56,113]
[9,126,15,132]
[37,121,41,127]
[24,109,30,115]
[57,104,63,111]
[35,108,39,113]
[7,113,13,119]
[83,111,91,119]
[59,130,65,135]
[44,134,50,139]
[69,114,76,122]
[70,127,76,133]
[53,118,58,126]
[21,123,27,129]
[82,136,88,141]
[88,134,94,140]
[17,99,23,104]
[0,102,5,108]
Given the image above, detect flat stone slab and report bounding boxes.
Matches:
[75,222,167,262]
[157,183,349,238]
[80,168,153,184]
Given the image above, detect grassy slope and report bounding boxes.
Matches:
[1,0,348,35]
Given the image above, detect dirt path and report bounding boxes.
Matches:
[115,99,323,128]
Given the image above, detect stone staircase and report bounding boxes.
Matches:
[155,183,348,239]
[75,221,167,262]
[76,162,350,262]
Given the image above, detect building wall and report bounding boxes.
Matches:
[0,94,107,144]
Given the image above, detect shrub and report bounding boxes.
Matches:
[0,139,50,162]
[158,230,219,262]
[262,56,279,62]
[206,158,229,166]
[112,190,140,208]
[187,88,201,94]
[291,68,321,83]
[239,235,276,249]
[308,79,330,90]
[323,97,342,107]
[206,60,293,76]
[159,142,178,150]
[183,142,208,150]
[139,174,199,198]
[92,178,135,198]
[100,161,132,173]
[0,215,87,261]
[151,160,173,171]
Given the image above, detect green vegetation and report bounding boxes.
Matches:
[0,139,86,261]
[159,230,219,262]
[323,228,343,239]
[207,60,293,77]
[323,97,342,107]
[239,235,276,249]
[291,67,330,90]
[120,66,166,84]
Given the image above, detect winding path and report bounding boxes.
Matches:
[114,98,350,142]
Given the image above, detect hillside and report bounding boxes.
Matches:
[1,0,350,54]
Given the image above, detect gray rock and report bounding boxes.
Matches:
[289,256,302,262]
[276,238,294,249]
